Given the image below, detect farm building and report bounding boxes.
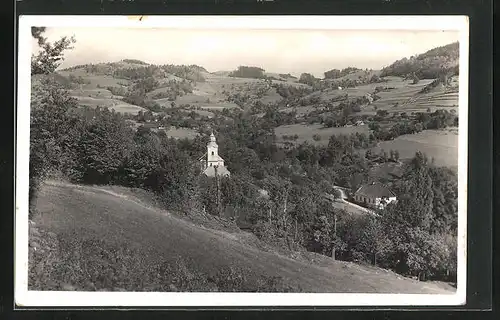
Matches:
[353,182,396,209]
[199,132,230,177]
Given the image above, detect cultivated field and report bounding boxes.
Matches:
[71,96,147,115]
[165,127,199,140]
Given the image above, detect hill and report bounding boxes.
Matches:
[29,180,455,294]
[380,42,459,79]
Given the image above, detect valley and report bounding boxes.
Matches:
[28,35,461,294]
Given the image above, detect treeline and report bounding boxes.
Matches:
[323,67,362,79]
[121,59,149,65]
[159,64,207,82]
[278,73,297,80]
[369,109,458,141]
[274,83,314,99]
[62,61,206,83]
[299,72,383,90]
[229,66,267,79]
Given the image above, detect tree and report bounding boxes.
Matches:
[412,73,420,84]
[149,144,199,212]
[29,77,83,212]
[31,27,76,75]
[324,69,341,79]
[75,108,134,184]
[394,150,400,162]
[298,73,318,87]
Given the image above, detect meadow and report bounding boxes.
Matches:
[370,128,459,169]
[165,127,200,140]
[275,123,371,145]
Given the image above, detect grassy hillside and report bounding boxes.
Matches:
[370,128,459,170]
[29,180,454,293]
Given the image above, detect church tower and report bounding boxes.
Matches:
[207,132,220,165]
[199,132,230,177]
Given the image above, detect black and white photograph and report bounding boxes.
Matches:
[15,15,468,307]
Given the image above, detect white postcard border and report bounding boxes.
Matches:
[15,15,469,307]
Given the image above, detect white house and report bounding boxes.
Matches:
[354,182,396,210]
[199,132,231,177]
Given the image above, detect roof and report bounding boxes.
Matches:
[355,182,396,199]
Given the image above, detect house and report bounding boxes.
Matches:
[353,182,396,209]
[198,132,231,177]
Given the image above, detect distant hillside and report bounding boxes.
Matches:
[324,67,363,80]
[380,42,459,79]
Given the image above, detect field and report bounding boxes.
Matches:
[275,123,371,145]
[370,128,459,169]
[72,96,146,115]
[29,180,454,293]
[165,127,199,140]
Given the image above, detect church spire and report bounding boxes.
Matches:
[210,131,216,143]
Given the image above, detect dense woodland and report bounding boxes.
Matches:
[29,28,459,284]
[380,42,459,79]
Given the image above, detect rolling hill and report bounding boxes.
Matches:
[44,44,459,164]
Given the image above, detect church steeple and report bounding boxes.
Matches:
[199,131,230,177]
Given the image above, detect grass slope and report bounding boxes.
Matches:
[370,128,458,169]
[29,180,454,294]
[275,123,371,146]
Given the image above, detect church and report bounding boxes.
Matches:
[199,132,231,177]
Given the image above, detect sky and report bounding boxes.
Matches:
[37,27,460,78]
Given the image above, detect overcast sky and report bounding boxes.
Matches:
[38,27,459,78]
